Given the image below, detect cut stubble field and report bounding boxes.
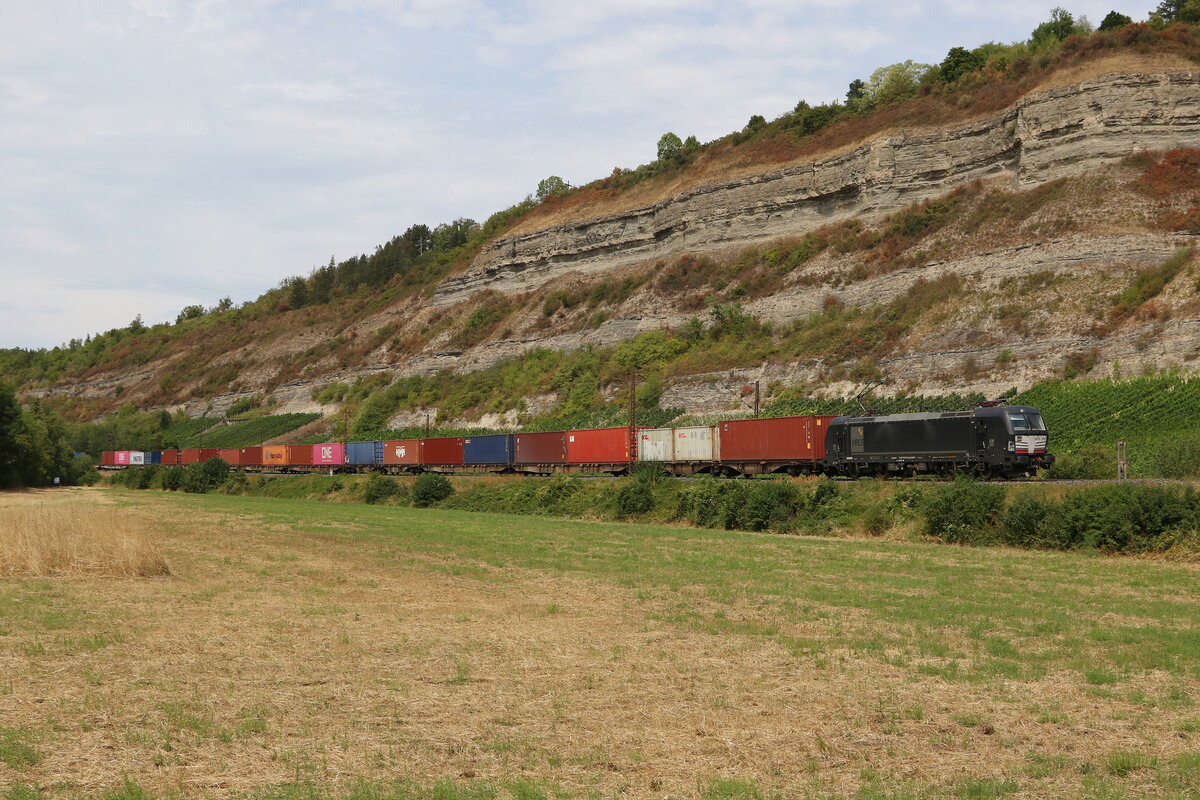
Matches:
[2,489,1200,800]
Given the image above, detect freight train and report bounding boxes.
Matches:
[101,404,1053,479]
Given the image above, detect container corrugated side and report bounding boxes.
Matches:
[219,448,241,465]
[717,416,834,462]
[673,425,716,461]
[382,440,420,465]
[420,437,463,465]
[147,451,162,465]
[262,446,287,467]
[198,448,220,463]
[566,427,630,464]
[239,447,263,466]
[637,428,673,462]
[312,442,345,465]
[129,452,146,466]
[346,442,379,465]
[101,451,116,466]
[463,434,513,465]
[513,432,566,464]
[180,449,200,465]
[286,445,314,466]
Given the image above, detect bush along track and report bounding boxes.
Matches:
[102,470,1200,559]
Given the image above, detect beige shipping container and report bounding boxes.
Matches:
[637,428,674,461]
[673,425,717,461]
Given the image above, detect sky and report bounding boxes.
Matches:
[1,0,1159,349]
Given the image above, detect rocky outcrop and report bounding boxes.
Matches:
[435,72,1200,307]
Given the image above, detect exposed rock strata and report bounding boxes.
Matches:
[436,72,1200,307]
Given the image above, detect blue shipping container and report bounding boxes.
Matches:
[147,451,162,465]
[346,441,382,465]
[463,434,513,465]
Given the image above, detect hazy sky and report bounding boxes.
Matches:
[2,0,1157,349]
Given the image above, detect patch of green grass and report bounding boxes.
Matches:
[0,727,39,769]
[701,778,766,800]
[1105,751,1153,777]
[954,778,1018,799]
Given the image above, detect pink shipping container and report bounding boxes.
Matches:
[219,448,241,465]
[382,440,421,465]
[717,415,835,463]
[420,437,464,465]
[566,427,631,464]
[115,451,131,465]
[312,442,345,465]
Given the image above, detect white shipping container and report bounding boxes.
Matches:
[673,426,717,461]
[637,428,674,461]
[129,451,146,465]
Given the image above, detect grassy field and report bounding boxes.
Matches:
[2,489,1199,799]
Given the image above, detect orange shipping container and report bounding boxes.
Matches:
[262,446,287,467]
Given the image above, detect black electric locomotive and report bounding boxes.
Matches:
[822,404,1053,478]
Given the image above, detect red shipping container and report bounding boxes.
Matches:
[566,427,631,464]
[159,449,181,466]
[286,445,314,466]
[717,415,834,462]
[101,451,116,466]
[180,449,201,465]
[198,448,220,463]
[312,442,345,465]
[382,439,420,465]
[420,437,463,466]
[262,446,287,467]
[513,432,566,464]
[219,448,241,466]
[239,446,263,466]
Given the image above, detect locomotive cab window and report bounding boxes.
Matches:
[1006,411,1046,432]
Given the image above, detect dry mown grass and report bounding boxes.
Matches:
[0,493,172,578]
[2,490,1200,799]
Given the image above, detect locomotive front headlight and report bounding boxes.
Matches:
[1007,441,1015,451]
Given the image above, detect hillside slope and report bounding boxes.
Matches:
[18,36,1200,427]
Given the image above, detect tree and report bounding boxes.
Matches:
[402,224,432,255]
[846,78,866,102]
[430,218,477,252]
[1156,0,1200,20]
[176,304,205,324]
[939,46,984,82]
[214,296,233,313]
[0,382,23,488]
[683,135,700,152]
[656,132,683,162]
[1031,7,1077,47]
[865,61,933,105]
[1098,10,1133,29]
[128,315,145,334]
[535,175,569,201]
[744,114,767,134]
[286,276,308,309]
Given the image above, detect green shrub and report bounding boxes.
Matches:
[615,481,654,518]
[181,458,230,494]
[364,474,402,505]
[739,480,803,531]
[159,467,182,491]
[412,473,454,507]
[1154,432,1200,478]
[222,472,251,495]
[921,478,1006,544]
[1045,443,1115,479]
[1050,484,1197,552]
[1001,494,1057,548]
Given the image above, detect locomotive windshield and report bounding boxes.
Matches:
[1006,410,1046,432]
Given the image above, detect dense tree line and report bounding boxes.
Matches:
[0,382,92,488]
